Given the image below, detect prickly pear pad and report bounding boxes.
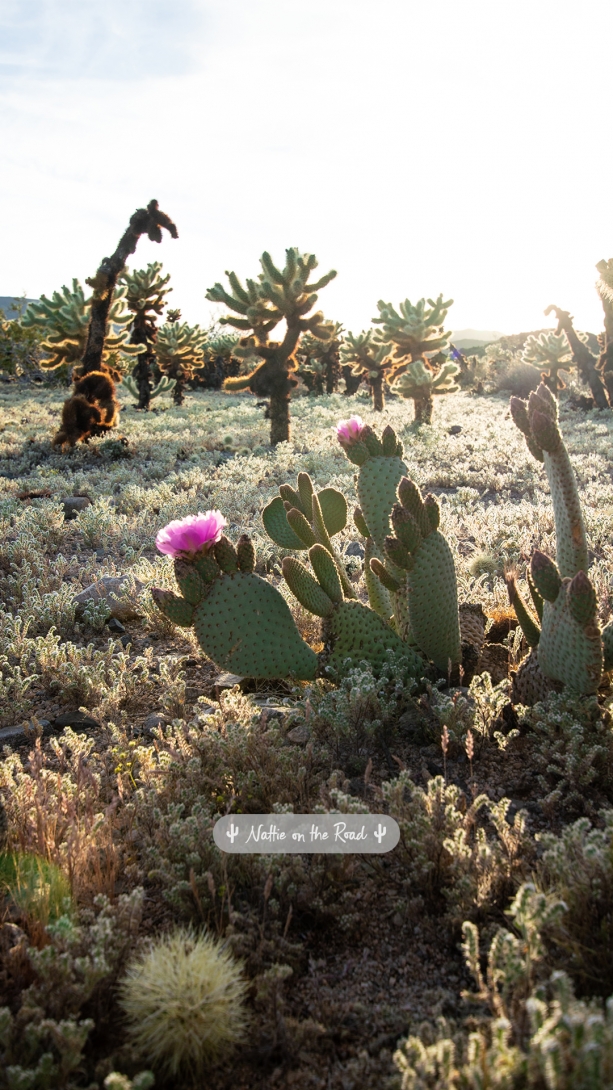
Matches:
[407,529,461,671]
[538,576,602,694]
[193,572,318,679]
[326,600,420,676]
[357,455,407,549]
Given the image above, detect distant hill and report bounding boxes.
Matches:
[0,297,38,318]
[450,328,505,348]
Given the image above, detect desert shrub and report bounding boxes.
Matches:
[427,671,513,752]
[516,692,613,814]
[382,773,532,927]
[0,889,143,1089]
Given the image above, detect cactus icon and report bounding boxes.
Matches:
[374,823,386,844]
[226,822,239,844]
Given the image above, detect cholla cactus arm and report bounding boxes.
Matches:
[373,295,453,359]
[152,515,318,679]
[371,479,461,670]
[21,280,144,374]
[509,383,588,578]
[521,331,573,392]
[206,249,337,444]
[391,358,460,423]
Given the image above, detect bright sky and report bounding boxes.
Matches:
[1,0,612,337]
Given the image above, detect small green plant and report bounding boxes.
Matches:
[0,851,72,927]
[119,927,249,1077]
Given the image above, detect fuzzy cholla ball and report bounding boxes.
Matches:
[119,928,249,1076]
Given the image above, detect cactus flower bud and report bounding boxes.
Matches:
[336,415,365,446]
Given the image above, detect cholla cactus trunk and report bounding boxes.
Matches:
[130,325,155,410]
[413,393,433,424]
[371,373,384,411]
[80,201,177,377]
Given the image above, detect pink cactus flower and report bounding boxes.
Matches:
[155,510,227,558]
[336,415,365,445]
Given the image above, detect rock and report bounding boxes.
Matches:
[286,724,310,745]
[194,703,217,718]
[448,425,463,436]
[52,711,101,731]
[213,672,245,695]
[74,575,145,622]
[142,713,167,735]
[345,541,365,559]
[106,617,126,634]
[120,634,131,648]
[254,703,287,721]
[61,495,92,520]
[0,718,53,747]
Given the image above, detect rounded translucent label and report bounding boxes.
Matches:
[213,814,400,853]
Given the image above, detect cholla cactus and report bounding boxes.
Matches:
[122,373,176,402]
[297,322,343,395]
[206,248,336,444]
[155,320,208,405]
[22,280,143,377]
[339,330,395,410]
[119,927,249,1078]
[544,304,610,409]
[120,261,173,409]
[521,330,573,392]
[373,295,456,422]
[391,358,460,421]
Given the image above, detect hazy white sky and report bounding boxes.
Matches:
[1,0,612,336]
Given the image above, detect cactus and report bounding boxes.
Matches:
[281,546,421,676]
[122,373,176,402]
[297,322,343,395]
[544,304,610,409]
[510,382,588,578]
[520,329,574,393]
[368,480,462,671]
[206,248,336,445]
[507,552,605,696]
[120,261,174,409]
[155,317,208,405]
[339,330,397,411]
[22,280,144,378]
[262,470,354,598]
[152,515,317,679]
[337,418,407,550]
[372,294,455,423]
[391,357,460,422]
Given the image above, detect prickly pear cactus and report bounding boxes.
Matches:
[337,421,406,549]
[262,471,353,597]
[282,545,421,676]
[530,550,602,694]
[370,477,461,671]
[509,383,588,579]
[152,533,318,679]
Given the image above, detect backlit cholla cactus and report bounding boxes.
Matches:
[120,261,173,410]
[373,295,458,423]
[206,248,337,445]
[22,280,143,378]
[297,322,343,395]
[339,330,395,410]
[520,330,573,393]
[155,318,208,405]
